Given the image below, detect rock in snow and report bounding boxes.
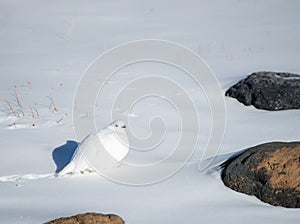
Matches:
[225,71,300,110]
[58,120,129,176]
[44,212,125,224]
[221,142,300,208]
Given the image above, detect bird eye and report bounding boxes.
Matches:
[115,125,118,127]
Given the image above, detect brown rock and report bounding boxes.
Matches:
[44,212,125,224]
[221,142,300,208]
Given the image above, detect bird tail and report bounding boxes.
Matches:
[56,161,75,176]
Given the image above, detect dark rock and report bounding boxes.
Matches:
[44,212,125,224]
[221,142,300,208]
[225,72,300,110]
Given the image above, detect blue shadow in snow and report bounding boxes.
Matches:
[52,140,78,173]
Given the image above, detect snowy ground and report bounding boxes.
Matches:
[0,0,300,223]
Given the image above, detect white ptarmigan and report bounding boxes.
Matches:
[58,120,129,176]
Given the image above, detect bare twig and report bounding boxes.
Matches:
[6,99,14,112]
[20,108,25,117]
[33,105,40,118]
[29,105,35,118]
[13,88,23,109]
[56,117,64,124]
[49,93,58,112]
[5,99,19,117]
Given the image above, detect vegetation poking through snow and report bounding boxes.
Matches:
[0,82,68,129]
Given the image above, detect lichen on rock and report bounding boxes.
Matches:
[221,142,300,208]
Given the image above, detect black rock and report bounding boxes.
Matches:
[226,72,300,110]
[221,142,300,208]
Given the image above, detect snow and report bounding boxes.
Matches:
[0,0,300,223]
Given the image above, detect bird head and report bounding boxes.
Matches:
[110,120,127,132]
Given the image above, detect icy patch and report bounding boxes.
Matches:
[0,112,69,129]
[0,173,55,183]
[274,74,300,80]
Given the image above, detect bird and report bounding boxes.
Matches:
[57,120,129,176]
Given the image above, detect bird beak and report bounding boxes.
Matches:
[122,125,126,128]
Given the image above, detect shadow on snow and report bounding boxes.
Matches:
[52,140,78,173]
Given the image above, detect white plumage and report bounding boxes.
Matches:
[58,120,129,176]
